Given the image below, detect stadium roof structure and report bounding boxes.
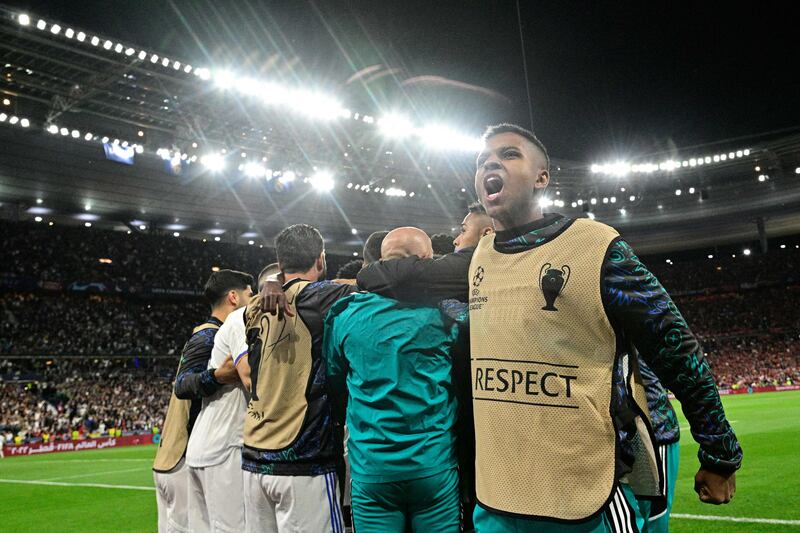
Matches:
[2,5,800,254]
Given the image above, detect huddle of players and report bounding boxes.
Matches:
[153,123,742,533]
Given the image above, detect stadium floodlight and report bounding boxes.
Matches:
[59,127,68,136]
[46,124,57,133]
[243,162,266,179]
[135,145,144,154]
[280,171,297,184]
[351,228,358,235]
[200,153,226,172]
[386,187,407,197]
[184,65,193,73]
[743,248,751,256]
[736,150,743,157]
[173,232,180,237]
[628,195,635,202]
[417,125,482,152]
[8,116,19,125]
[704,156,712,164]
[65,28,74,38]
[50,24,61,35]
[708,254,714,259]
[713,155,720,162]
[378,113,415,138]
[195,68,211,80]
[675,189,682,196]
[590,198,597,205]
[125,47,135,56]
[619,208,627,216]
[248,240,254,245]
[173,61,181,70]
[743,149,750,156]
[571,202,577,208]
[84,222,92,227]
[91,36,100,46]
[213,70,236,90]
[602,197,608,204]
[77,31,86,42]
[101,136,109,143]
[689,158,697,167]
[20,118,30,128]
[161,57,170,67]
[214,236,221,242]
[610,196,616,203]
[18,14,30,25]
[103,40,113,50]
[689,187,695,194]
[310,170,335,192]
[151,54,159,63]
[71,130,80,138]
[0,113,9,122]
[758,175,766,182]
[36,19,46,30]
[795,167,800,174]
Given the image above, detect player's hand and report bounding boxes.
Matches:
[258,279,293,319]
[694,467,736,504]
[213,355,240,385]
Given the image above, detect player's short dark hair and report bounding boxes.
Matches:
[275,224,324,274]
[467,201,487,216]
[203,269,254,308]
[483,123,550,171]
[430,233,455,256]
[363,230,389,265]
[335,259,363,280]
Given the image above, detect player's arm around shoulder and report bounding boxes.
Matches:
[174,327,220,400]
[601,238,741,504]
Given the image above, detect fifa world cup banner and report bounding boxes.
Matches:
[3,434,155,457]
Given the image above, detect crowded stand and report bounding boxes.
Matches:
[1,218,798,445]
[1,358,173,445]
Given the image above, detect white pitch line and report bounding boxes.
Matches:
[41,466,146,481]
[0,458,151,464]
[673,513,800,526]
[0,478,154,491]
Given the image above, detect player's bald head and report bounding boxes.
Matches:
[381,227,434,260]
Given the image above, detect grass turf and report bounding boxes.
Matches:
[0,391,798,531]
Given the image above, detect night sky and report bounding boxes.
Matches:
[7,0,798,162]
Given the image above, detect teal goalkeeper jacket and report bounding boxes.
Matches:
[323,292,461,483]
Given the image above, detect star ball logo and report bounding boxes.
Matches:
[470,266,489,308]
[472,266,485,297]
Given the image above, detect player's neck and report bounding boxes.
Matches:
[493,204,544,232]
[211,307,233,323]
[283,268,320,284]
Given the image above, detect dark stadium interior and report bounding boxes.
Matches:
[1,2,799,530]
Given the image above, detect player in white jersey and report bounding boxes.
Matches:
[153,270,253,533]
[185,283,253,532]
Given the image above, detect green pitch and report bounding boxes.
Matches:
[1,391,798,532]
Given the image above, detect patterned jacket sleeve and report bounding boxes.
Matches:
[174,328,222,400]
[603,239,742,473]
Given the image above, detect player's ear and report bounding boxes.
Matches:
[228,289,238,306]
[481,227,494,237]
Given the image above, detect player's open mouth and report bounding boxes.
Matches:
[483,174,504,201]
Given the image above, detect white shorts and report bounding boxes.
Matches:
[154,458,189,533]
[187,447,245,533]
[243,470,344,533]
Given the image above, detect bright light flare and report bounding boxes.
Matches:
[378,113,414,138]
[309,170,335,192]
[200,154,226,172]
